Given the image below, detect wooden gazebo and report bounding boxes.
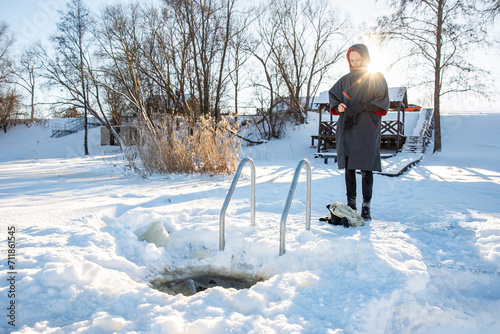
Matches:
[312,87,408,153]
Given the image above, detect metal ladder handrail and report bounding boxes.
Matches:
[279,159,312,256]
[219,157,256,251]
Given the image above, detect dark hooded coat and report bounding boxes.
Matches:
[329,44,390,172]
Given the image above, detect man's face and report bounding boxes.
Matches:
[349,51,363,69]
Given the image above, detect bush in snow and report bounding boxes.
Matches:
[132,115,240,176]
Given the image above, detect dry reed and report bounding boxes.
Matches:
[134,115,240,176]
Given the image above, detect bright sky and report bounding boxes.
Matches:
[0,0,385,48]
[0,0,160,50]
[1,0,498,112]
[1,0,87,48]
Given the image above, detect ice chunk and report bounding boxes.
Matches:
[135,221,170,248]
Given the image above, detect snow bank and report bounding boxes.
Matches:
[1,112,500,333]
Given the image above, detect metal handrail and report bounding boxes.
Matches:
[279,159,312,256]
[219,157,256,251]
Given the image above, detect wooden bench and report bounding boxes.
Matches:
[311,121,338,152]
[311,135,319,147]
[314,152,395,164]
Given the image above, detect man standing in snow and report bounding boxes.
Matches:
[328,44,389,221]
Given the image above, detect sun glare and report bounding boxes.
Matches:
[360,37,389,74]
[367,62,380,73]
[367,49,390,74]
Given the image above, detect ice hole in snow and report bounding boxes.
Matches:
[150,270,264,296]
[136,223,264,296]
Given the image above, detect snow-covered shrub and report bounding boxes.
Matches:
[252,109,294,140]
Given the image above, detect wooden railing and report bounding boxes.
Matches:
[315,119,404,152]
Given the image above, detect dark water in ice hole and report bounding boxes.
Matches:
[151,272,263,296]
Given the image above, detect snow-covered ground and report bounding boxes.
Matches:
[1,112,500,333]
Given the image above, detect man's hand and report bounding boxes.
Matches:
[338,103,347,113]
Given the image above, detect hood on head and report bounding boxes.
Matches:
[347,44,371,69]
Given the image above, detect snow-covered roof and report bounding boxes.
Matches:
[314,91,329,106]
[389,87,407,103]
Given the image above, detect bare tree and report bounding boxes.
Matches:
[165,0,240,120]
[105,82,129,126]
[33,0,130,154]
[94,4,158,136]
[213,0,238,119]
[36,0,95,155]
[98,0,245,126]
[227,11,252,124]
[250,21,285,139]
[0,88,22,132]
[15,47,39,122]
[253,0,347,126]
[136,5,196,122]
[0,22,18,131]
[0,22,14,85]
[482,0,500,17]
[377,0,489,153]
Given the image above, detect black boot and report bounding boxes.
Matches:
[361,202,371,221]
[361,171,373,221]
[345,169,357,211]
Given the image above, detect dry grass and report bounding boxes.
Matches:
[134,115,240,176]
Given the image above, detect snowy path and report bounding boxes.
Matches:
[1,113,500,333]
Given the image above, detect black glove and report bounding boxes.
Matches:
[345,103,367,117]
[343,104,367,129]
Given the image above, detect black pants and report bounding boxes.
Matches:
[345,169,373,206]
